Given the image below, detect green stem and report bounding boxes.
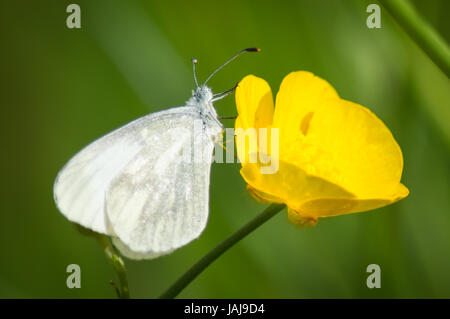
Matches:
[159,203,285,299]
[378,0,450,77]
[97,235,130,299]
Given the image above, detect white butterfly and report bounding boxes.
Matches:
[53,48,259,259]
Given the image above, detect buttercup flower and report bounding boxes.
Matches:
[235,71,409,226]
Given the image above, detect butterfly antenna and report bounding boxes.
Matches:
[192,58,199,88]
[203,47,260,86]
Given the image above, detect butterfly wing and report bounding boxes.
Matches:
[105,115,221,259]
[111,237,169,260]
[53,106,199,235]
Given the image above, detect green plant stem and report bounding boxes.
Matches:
[97,235,130,299]
[378,0,450,77]
[159,203,285,299]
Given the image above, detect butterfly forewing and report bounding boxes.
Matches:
[105,112,221,256]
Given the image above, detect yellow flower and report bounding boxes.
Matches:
[235,71,409,226]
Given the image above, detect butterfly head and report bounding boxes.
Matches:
[188,85,214,106]
[187,85,220,127]
[187,48,260,126]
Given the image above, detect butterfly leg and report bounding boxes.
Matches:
[211,83,239,102]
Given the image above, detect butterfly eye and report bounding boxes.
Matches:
[300,112,314,135]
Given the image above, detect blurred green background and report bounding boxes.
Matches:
[1,0,449,298]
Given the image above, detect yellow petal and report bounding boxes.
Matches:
[272,71,339,150]
[299,182,409,218]
[235,75,274,130]
[235,75,274,163]
[246,184,284,204]
[240,160,355,213]
[302,98,406,198]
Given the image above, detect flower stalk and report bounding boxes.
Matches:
[97,235,130,299]
[74,224,130,298]
[159,203,285,299]
[379,0,450,77]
